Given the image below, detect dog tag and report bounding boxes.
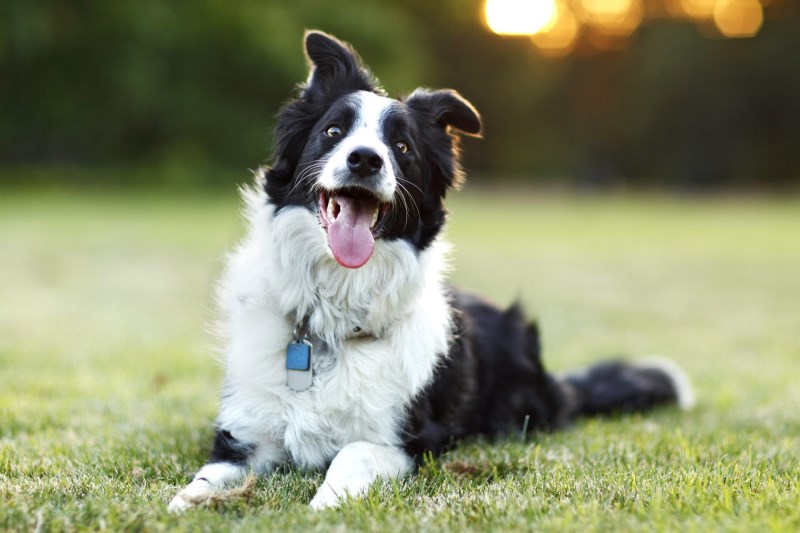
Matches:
[286,339,313,391]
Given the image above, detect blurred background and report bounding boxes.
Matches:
[2,0,798,191]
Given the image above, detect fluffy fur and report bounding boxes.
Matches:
[169,31,693,512]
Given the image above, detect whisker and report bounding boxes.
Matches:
[396,186,410,232]
[398,179,421,217]
[286,159,327,197]
[394,180,420,233]
[397,177,423,195]
[396,178,423,230]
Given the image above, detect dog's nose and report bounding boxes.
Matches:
[347,147,383,177]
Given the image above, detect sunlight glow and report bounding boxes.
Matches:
[531,2,580,56]
[713,0,764,37]
[484,0,768,55]
[579,0,643,37]
[679,0,718,18]
[484,0,558,35]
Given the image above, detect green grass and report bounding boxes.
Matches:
[1,187,799,531]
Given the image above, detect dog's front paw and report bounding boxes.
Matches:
[167,480,215,514]
[309,483,346,510]
[168,493,193,514]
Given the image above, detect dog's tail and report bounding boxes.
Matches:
[557,357,695,421]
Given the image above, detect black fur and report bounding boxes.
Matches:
[401,290,570,460]
[562,361,681,416]
[401,288,685,461]
[209,429,254,465]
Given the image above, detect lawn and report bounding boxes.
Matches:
[1,186,799,531]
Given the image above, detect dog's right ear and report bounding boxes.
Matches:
[302,30,383,101]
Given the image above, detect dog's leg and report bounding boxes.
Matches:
[168,429,281,513]
[309,441,413,510]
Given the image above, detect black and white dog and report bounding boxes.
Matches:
[169,31,693,512]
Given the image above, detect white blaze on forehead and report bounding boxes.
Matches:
[352,90,394,135]
[317,91,398,201]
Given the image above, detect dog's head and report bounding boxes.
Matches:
[265,31,481,269]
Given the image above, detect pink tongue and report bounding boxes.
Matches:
[328,195,378,269]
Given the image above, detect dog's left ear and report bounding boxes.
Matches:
[303,30,383,101]
[405,88,482,137]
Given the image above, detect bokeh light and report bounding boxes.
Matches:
[484,0,770,54]
[484,0,557,35]
[579,0,643,37]
[679,0,718,19]
[531,2,581,56]
[713,0,764,37]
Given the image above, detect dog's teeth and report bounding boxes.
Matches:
[370,208,379,229]
[328,197,336,220]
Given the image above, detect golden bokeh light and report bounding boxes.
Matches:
[579,0,643,37]
[531,2,581,56]
[679,0,718,18]
[484,0,557,35]
[483,0,768,55]
[713,0,764,37]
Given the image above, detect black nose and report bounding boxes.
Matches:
[347,147,383,177]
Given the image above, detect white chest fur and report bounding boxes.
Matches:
[213,185,451,469]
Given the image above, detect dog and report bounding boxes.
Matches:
[169,30,693,512]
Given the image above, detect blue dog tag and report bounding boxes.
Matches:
[286,342,311,370]
[286,340,313,391]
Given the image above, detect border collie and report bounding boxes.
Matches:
[169,31,693,512]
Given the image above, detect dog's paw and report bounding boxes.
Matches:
[309,483,346,510]
[167,493,194,514]
[167,480,215,514]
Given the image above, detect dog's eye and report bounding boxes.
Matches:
[325,125,343,137]
[395,141,410,154]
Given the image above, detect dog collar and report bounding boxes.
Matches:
[285,317,375,392]
[348,326,372,339]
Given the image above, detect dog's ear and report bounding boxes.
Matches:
[406,89,482,194]
[405,88,482,137]
[303,30,382,101]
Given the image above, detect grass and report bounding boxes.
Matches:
[1,186,799,531]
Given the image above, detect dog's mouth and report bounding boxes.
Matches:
[318,188,391,269]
